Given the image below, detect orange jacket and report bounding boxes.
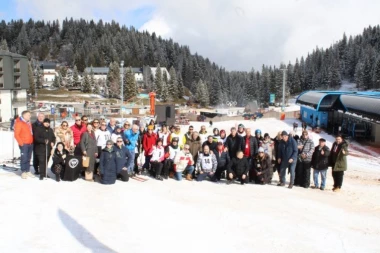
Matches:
[14,117,33,146]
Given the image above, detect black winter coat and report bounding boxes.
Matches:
[311,145,331,170]
[33,125,56,156]
[253,153,272,183]
[227,157,249,176]
[202,140,217,151]
[226,134,244,158]
[213,150,230,168]
[51,144,69,176]
[244,135,258,157]
[100,148,117,185]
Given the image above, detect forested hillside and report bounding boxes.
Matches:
[1,18,380,105]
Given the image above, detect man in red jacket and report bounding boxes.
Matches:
[14,111,34,179]
[71,115,87,147]
[142,125,157,173]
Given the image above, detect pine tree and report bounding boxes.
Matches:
[82,72,91,93]
[16,24,30,55]
[209,76,221,106]
[373,59,380,89]
[28,62,35,96]
[161,81,169,102]
[106,62,120,98]
[0,39,9,51]
[168,67,178,100]
[73,65,79,87]
[124,67,138,100]
[154,64,163,94]
[58,72,63,87]
[90,67,95,88]
[53,75,60,88]
[36,65,42,89]
[177,74,184,98]
[196,79,209,107]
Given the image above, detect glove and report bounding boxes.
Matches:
[124,139,130,145]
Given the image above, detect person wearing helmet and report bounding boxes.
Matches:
[149,138,165,181]
[237,124,246,137]
[255,129,264,146]
[164,137,181,179]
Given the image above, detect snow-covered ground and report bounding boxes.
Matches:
[1,118,380,253]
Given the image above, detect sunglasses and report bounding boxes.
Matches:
[62,124,68,127]
[93,121,99,124]
[82,119,88,121]
[124,124,130,126]
[75,119,81,121]
[101,124,107,126]
[106,144,113,146]
[117,141,123,143]
[189,129,194,131]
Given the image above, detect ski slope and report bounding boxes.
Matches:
[0,118,380,253]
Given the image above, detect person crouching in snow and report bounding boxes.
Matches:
[51,142,69,182]
[196,145,217,182]
[173,144,195,181]
[164,137,181,179]
[99,140,117,185]
[149,138,166,181]
[226,150,249,185]
[114,137,131,182]
[253,147,272,185]
[212,141,230,182]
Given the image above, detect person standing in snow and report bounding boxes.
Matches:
[302,122,307,131]
[237,124,246,137]
[277,130,298,189]
[199,125,209,144]
[99,140,117,185]
[169,125,184,149]
[188,131,202,164]
[196,145,218,182]
[114,137,131,182]
[33,118,56,180]
[329,135,348,192]
[71,115,87,155]
[106,118,117,134]
[225,127,244,159]
[79,124,98,182]
[212,128,220,143]
[14,110,34,179]
[164,137,181,179]
[226,150,249,185]
[95,121,112,176]
[293,122,298,132]
[311,138,330,190]
[261,133,275,182]
[123,124,140,175]
[253,147,272,184]
[294,130,315,188]
[111,126,123,144]
[183,125,194,144]
[243,128,258,174]
[142,125,157,173]
[212,141,230,182]
[32,112,46,175]
[54,121,74,152]
[254,129,264,147]
[202,135,217,151]
[158,124,171,148]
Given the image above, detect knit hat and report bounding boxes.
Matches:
[43,118,50,123]
[238,124,244,128]
[106,140,113,145]
[281,130,289,136]
[319,138,326,142]
[258,147,265,153]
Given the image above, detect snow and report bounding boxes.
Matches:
[338,80,358,91]
[1,118,380,253]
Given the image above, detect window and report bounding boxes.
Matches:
[0,57,3,72]
[14,76,21,88]
[13,60,20,73]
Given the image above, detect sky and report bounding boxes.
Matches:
[1,0,380,71]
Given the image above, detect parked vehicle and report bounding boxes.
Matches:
[39,106,49,112]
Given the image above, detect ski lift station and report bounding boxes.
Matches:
[296,91,380,145]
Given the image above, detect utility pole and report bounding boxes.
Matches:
[120,60,124,120]
[280,68,286,112]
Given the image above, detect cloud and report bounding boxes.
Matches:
[14,0,380,71]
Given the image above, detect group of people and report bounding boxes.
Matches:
[13,111,348,191]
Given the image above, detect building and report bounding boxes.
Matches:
[39,61,58,82]
[0,51,29,121]
[296,91,380,145]
[83,66,170,85]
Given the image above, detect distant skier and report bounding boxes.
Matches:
[293,122,298,132]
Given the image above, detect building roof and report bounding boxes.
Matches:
[39,61,57,70]
[340,94,380,119]
[296,91,350,111]
[84,67,143,74]
[0,50,27,58]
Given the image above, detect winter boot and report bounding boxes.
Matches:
[288,184,293,189]
[226,180,232,185]
[333,188,341,192]
[21,172,27,179]
[186,174,193,181]
[26,172,35,178]
[277,183,285,186]
[56,174,61,182]
[156,175,163,181]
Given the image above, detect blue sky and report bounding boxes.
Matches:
[0,0,155,29]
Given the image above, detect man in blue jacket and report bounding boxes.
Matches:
[277,130,298,189]
[123,124,140,175]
